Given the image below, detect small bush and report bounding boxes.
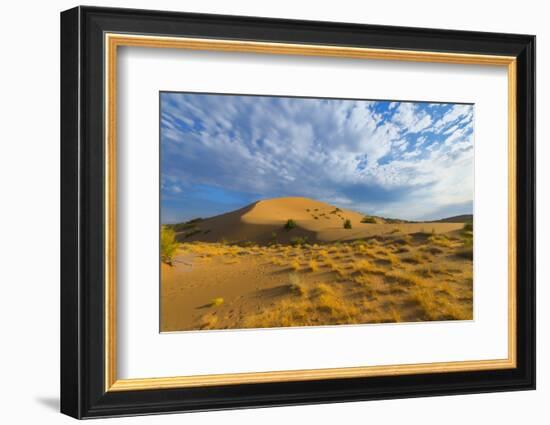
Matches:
[160,226,179,265]
[343,219,352,229]
[361,216,377,224]
[456,245,473,260]
[463,222,473,232]
[269,232,278,245]
[457,230,473,259]
[284,219,297,230]
[428,234,454,248]
[209,297,224,307]
[290,236,308,246]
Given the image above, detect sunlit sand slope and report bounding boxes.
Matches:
[174,197,465,244]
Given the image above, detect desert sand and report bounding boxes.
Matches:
[161,197,473,332]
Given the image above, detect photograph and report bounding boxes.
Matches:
[159,92,475,332]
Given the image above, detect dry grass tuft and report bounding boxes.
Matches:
[354,259,386,275]
[428,234,454,248]
[456,238,473,259]
[318,248,329,256]
[385,270,421,287]
[389,307,402,322]
[288,273,306,296]
[209,297,224,307]
[199,313,219,330]
[308,259,319,272]
[401,253,423,264]
[421,246,444,255]
[290,259,301,271]
[394,246,410,254]
[410,286,471,321]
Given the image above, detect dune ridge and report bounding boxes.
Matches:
[171,196,465,245]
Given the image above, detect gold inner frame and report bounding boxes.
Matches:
[104,33,517,392]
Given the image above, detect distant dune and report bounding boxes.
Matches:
[434,214,473,223]
[170,197,466,245]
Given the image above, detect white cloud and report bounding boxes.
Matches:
[392,103,433,133]
[433,104,473,133]
[161,94,474,220]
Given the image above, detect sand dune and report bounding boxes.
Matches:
[173,197,465,245]
[163,197,473,332]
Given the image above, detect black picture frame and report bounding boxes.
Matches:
[61,5,535,419]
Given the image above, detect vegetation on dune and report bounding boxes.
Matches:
[343,219,352,229]
[456,238,473,259]
[354,259,386,275]
[308,259,319,272]
[290,259,301,271]
[160,226,179,265]
[385,270,421,287]
[290,236,308,246]
[361,216,377,224]
[268,232,278,245]
[456,222,473,259]
[199,313,218,330]
[401,253,423,264]
[288,273,305,296]
[428,233,454,248]
[167,217,474,330]
[209,297,224,307]
[284,219,297,230]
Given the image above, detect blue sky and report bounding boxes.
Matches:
[160,92,474,223]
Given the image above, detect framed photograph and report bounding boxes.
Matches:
[60,6,535,419]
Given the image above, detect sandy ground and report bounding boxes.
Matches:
[161,228,473,332]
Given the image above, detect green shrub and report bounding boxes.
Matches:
[290,236,308,246]
[268,232,278,245]
[343,219,352,229]
[361,216,377,224]
[456,233,473,260]
[160,226,179,265]
[284,219,297,230]
[463,222,473,232]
